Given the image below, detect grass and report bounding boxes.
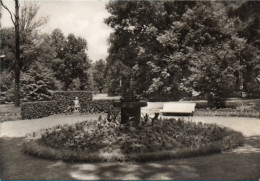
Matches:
[0,104,21,113]
[0,112,22,122]
[0,104,21,122]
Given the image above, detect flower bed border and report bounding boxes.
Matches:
[22,139,227,163]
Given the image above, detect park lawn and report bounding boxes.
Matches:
[0,104,21,122]
[0,104,21,113]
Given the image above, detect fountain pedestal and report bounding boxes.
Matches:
[114,98,147,124]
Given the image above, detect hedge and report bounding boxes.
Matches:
[21,101,56,119]
[195,108,260,118]
[53,91,92,113]
[90,100,120,113]
[21,91,120,119]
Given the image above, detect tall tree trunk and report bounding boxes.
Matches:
[14,0,20,107]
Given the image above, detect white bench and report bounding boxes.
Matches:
[159,102,196,118]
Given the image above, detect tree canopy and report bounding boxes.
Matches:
[105,1,260,106]
[93,59,107,93]
[1,2,91,102]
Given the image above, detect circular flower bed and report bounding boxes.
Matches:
[23,118,244,162]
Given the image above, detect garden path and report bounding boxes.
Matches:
[1,114,260,180]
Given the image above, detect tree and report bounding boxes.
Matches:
[105,1,258,106]
[1,0,48,106]
[1,0,20,106]
[51,30,91,90]
[20,62,61,101]
[226,1,260,98]
[93,59,106,93]
[0,70,15,103]
[183,2,259,106]
[0,28,16,71]
[105,1,196,99]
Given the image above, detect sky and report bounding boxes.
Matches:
[1,0,113,62]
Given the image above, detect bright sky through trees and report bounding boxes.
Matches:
[1,0,113,62]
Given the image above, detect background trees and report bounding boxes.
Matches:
[93,59,107,93]
[1,0,21,106]
[105,1,259,107]
[1,3,91,103]
[1,1,259,108]
[50,30,91,90]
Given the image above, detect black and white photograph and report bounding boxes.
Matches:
[0,0,260,180]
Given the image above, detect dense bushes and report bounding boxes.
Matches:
[21,101,56,119]
[195,109,259,118]
[90,100,119,113]
[23,118,244,162]
[21,91,119,119]
[53,91,92,113]
[41,119,244,154]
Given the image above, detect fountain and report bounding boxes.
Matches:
[114,74,147,125]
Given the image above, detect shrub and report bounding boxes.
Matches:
[40,119,243,154]
[23,118,244,162]
[21,101,56,119]
[90,100,120,113]
[20,91,120,119]
[53,91,92,113]
[195,108,259,118]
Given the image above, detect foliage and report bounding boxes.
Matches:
[105,1,259,105]
[20,63,61,102]
[1,70,15,103]
[1,27,92,102]
[21,101,56,119]
[0,28,16,71]
[40,118,244,156]
[20,91,119,119]
[227,1,260,46]
[105,60,127,96]
[90,100,120,114]
[53,91,118,114]
[1,5,91,103]
[93,59,107,93]
[53,91,93,113]
[21,118,244,162]
[50,30,91,90]
[1,2,48,72]
[195,108,259,118]
[105,1,196,99]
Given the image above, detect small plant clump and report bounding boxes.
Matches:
[28,118,244,158]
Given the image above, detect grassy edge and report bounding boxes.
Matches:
[22,139,225,163]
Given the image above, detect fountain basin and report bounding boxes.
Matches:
[114,99,147,124]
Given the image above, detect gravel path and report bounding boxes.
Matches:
[192,116,260,137]
[0,114,99,138]
[1,111,259,138]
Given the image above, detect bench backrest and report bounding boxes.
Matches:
[161,102,196,114]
